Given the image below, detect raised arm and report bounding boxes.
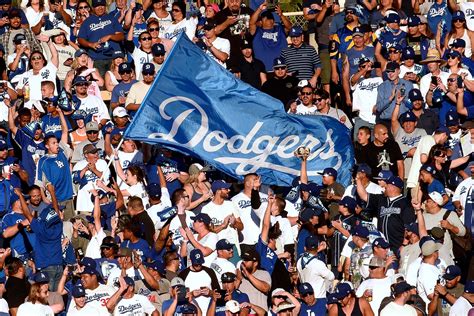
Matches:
[261,191,274,243]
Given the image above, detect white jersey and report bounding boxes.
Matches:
[17,302,53,316]
[85,228,107,259]
[72,159,110,212]
[107,266,144,289]
[126,182,149,208]
[159,212,193,246]
[231,191,268,245]
[132,47,153,80]
[290,103,317,115]
[77,95,111,124]
[205,37,230,68]
[67,284,115,316]
[417,262,443,307]
[460,1,474,31]
[352,77,383,124]
[146,188,172,229]
[162,18,197,41]
[14,63,58,97]
[296,253,335,298]
[449,295,473,316]
[210,257,236,287]
[113,294,156,316]
[356,277,392,315]
[453,177,474,224]
[201,200,241,251]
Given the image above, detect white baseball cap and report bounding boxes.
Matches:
[113,107,129,118]
[226,300,240,313]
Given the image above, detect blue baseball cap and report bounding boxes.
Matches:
[373,170,393,181]
[450,38,466,48]
[300,207,322,222]
[405,222,419,236]
[191,213,212,225]
[393,281,414,295]
[402,46,415,61]
[190,248,205,265]
[142,63,155,75]
[0,139,7,151]
[446,111,460,127]
[72,76,90,87]
[334,282,352,300]
[91,0,106,7]
[112,50,125,59]
[123,276,135,287]
[74,48,88,58]
[385,12,400,23]
[453,10,465,21]
[273,57,286,67]
[358,57,371,67]
[299,283,314,295]
[32,272,50,283]
[386,176,404,189]
[289,26,303,37]
[299,182,322,196]
[443,265,461,280]
[356,163,372,175]
[407,15,421,27]
[420,163,436,175]
[80,256,97,268]
[72,284,86,298]
[118,62,132,74]
[447,50,462,59]
[409,88,423,102]
[352,225,369,238]
[435,125,450,136]
[304,235,319,249]
[216,239,234,250]
[211,180,231,193]
[339,196,356,211]
[372,237,390,249]
[152,43,166,56]
[319,167,337,179]
[399,111,417,124]
[146,183,162,199]
[352,26,364,37]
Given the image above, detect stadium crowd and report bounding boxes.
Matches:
[0,0,473,314]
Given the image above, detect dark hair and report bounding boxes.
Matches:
[28,184,41,193]
[6,257,23,275]
[139,31,152,41]
[314,89,330,99]
[358,126,371,135]
[171,188,186,205]
[44,134,58,145]
[127,165,145,183]
[27,0,44,11]
[18,107,32,117]
[127,196,144,210]
[427,144,447,165]
[172,1,186,18]
[268,221,282,240]
[123,219,142,237]
[28,50,47,69]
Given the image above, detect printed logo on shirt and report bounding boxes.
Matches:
[401,135,422,147]
[379,206,401,217]
[118,302,143,314]
[466,9,474,17]
[429,6,447,18]
[86,292,110,303]
[55,160,65,168]
[90,20,112,32]
[358,81,380,91]
[262,31,278,42]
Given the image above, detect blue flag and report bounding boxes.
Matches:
[123,34,355,186]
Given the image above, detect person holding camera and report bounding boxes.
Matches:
[196,22,230,69]
[287,82,316,115]
[7,33,30,81]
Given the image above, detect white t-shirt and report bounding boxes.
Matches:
[15,63,58,97]
[107,266,144,289]
[113,294,156,316]
[210,257,236,287]
[67,303,101,316]
[292,103,318,115]
[417,262,442,307]
[296,254,335,298]
[159,212,193,246]
[162,17,197,41]
[183,269,213,315]
[231,191,268,245]
[407,135,436,188]
[419,71,450,102]
[449,295,473,316]
[461,1,474,31]
[146,188,172,229]
[0,298,8,315]
[72,159,110,212]
[201,200,241,248]
[352,77,383,124]
[380,301,418,316]
[188,232,218,267]
[85,228,107,259]
[205,37,230,68]
[17,302,53,316]
[77,95,111,124]
[356,277,392,314]
[453,177,474,224]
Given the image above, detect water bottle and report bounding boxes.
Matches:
[157,206,177,221]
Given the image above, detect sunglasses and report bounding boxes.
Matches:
[87,130,99,134]
[140,36,152,41]
[31,55,43,61]
[434,150,446,157]
[102,246,112,250]
[75,82,89,87]
[388,50,400,54]
[120,70,132,75]
[346,10,355,15]
[274,66,286,70]
[172,8,181,12]
[447,78,457,82]
[78,5,89,9]
[300,92,312,96]
[302,292,314,297]
[448,55,459,60]
[148,27,159,32]
[386,70,396,74]
[314,97,323,102]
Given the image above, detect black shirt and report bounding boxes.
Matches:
[235,57,266,89]
[133,211,156,247]
[5,276,30,308]
[359,140,404,177]
[261,75,299,108]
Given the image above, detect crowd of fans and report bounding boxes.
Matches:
[0,0,473,314]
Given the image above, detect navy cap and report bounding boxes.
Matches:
[402,46,415,61]
[358,56,371,67]
[112,50,125,59]
[144,261,165,274]
[191,213,212,225]
[92,0,106,7]
[399,111,417,124]
[450,38,466,48]
[386,61,400,72]
[447,50,462,59]
[273,57,286,67]
[72,284,86,298]
[372,237,390,249]
[80,256,97,268]
[118,62,132,74]
[385,12,400,23]
[72,76,90,86]
[352,225,370,238]
[352,27,363,37]
[216,239,234,250]
[327,292,338,304]
[393,281,414,295]
[81,266,99,276]
[190,248,205,265]
[453,10,465,21]
[338,196,356,211]
[0,139,7,151]
[13,33,26,44]
[446,111,460,127]
[386,176,404,189]
[123,276,135,287]
[443,265,461,280]
[289,26,303,37]
[407,15,421,27]
[241,39,252,50]
[298,283,314,295]
[32,272,50,283]
[241,249,260,262]
[357,163,372,175]
[305,235,319,249]
[203,21,217,30]
[373,170,393,181]
[390,44,402,52]
[464,280,474,293]
[435,125,450,136]
[74,48,88,58]
[211,180,231,193]
[409,88,423,102]
[300,207,322,222]
[299,182,322,196]
[319,167,337,179]
[146,183,162,199]
[405,222,419,236]
[85,215,95,224]
[334,282,352,299]
[152,43,166,56]
[221,272,237,283]
[142,62,155,75]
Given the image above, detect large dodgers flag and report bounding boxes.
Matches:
[124,34,354,186]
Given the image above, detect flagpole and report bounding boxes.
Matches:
[100,137,125,181]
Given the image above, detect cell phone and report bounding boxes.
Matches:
[373,61,381,68]
[216,289,227,306]
[431,76,438,85]
[177,286,187,303]
[457,76,464,88]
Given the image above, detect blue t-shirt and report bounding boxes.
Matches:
[41,114,71,140]
[30,210,63,269]
[1,211,36,256]
[2,156,22,188]
[78,13,123,60]
[121,238,152,261]
[252,25,288,71]
[214,290,250,315]
[0,179,14,216]
[300,299,327,315]
[256,236,278,275]
[14,129,46,185]
[427,1,451,42]
[37,152,73,202]
[111,80,138,103]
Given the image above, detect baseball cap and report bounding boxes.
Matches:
[271,288,286,297]
[221,272,237,283]
[83,143,99,155]
[216,239,234,250]
[142,63,155,75]
[318,167,337,179]
[405,222,419,236]
[123,276,135,287]
[393,281,414,295]
[170,277,185,287]
[407,15,421,27]
[299,183,322,196]
[241,249,259,262]
[409,88,424,102]
[445,111,460,127]
[421,239,442,256]
[146,183,162,199]
[190,248,205,265]
[368,256,386,267]
[443,265,461,280]
[178,304,198,314]
[80,257,97,268]
[356,163,372,175]
[399,111,417,124]
[372,237,390,249]
[273,57,286,67]
[447,50,462,59]
[299,283,314,295]
[402,46,415,61]
[100,236,118,249]
[385,61,400,72]
[32,272,50,283]
[211,180,231,193]
[0,139,7,151]
[453,10,465,21]
[352,225,369,238]
[241,39,252,50]
[74,48,88,58]
[118,63,132,74]
[152,43,166,56]
[300,207,322,222]
[188,163,210,176]
[358,57,371,67]
[226,300,240,313]
[85,121,99,132]
[435,126,450,136]
[191,213,212,225]
[352,26,363,37]
[72,76,91,87]
[420,163,436,176]
[203,21,217,30]
[276,303,296,312]
[72,284,86,298]
[464,280,474,293]
[289,26,303,37]
[386,176,404,190]
[13,33,26,44]
[113,106,129,118]
[334,282,352,300]
[450,38,466,48]
[462,120,474,129]
[305,235,319,250]
[298,79,311,89]
[338,196,356,211]
[92,0,106,7]
[81,266,99,276]
[428,191,444,206]
[385,12,400,23]
[112,50,125,59]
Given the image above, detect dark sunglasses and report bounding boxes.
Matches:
[274,66,286,70]
[120,70,132,75]
[140,36,152,41]
[148,27,159,32]
[172,8,181,12]
[448,56,459,60]
[78,5,89,9]
[300,92,312,96]
[346,10,355,15]
[87,130,99,134]
[388,49,400,54]
[314,97,323,102]
[31,55,43,61]
[447,78,457,82]
[434,150,446,157]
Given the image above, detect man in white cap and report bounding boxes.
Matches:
[416,238,443,310]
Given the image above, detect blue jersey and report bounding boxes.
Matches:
[121,238,152,261]
[111,80,137,104]
[78,13,123,60]
[37,152,73,202]
[256,236,278,275]
[345,46,375,77]
[1,211,36,256]
[30,210,63,269]
[214,290,250,315]
[377,28,407,57]
[0,179,13,216]
[252,25,288,71]
[2,156,22,188]
[41,114,71,140]
[427,1,451,42]
[300,300,327,315]
[13,129,46,185]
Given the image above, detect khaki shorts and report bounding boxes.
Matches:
[319,49,331,85]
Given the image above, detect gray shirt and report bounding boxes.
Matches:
[239,269,272,310]
[394,127,427,179]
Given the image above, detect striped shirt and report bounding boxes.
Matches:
[280,44,321,80]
